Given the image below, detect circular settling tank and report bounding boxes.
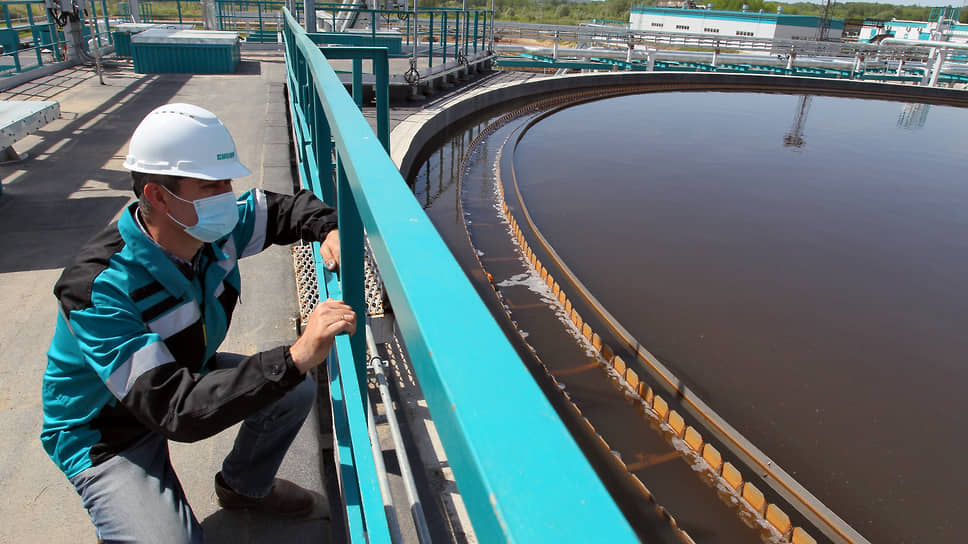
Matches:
[509,91,968,544]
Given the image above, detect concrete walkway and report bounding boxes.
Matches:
[0,52,329,543]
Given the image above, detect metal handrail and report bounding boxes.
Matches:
[282,7,638,542]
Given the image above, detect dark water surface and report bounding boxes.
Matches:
[513,92,968,544]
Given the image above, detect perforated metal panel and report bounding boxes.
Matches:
[292,241,386,327]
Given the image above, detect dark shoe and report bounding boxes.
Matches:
[215,471,316,518]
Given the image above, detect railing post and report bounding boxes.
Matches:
[314,91,334,204]
[481,10,487,53]
[27,4,42,67]
[89,0,101,47]
[473,10,478,54]
[441,10,446,64]
[3,5,21,73]
[101,0,112,44]
[375,49,389,152]
[428,11,433,68]
[45,9,61,62]
[334,154,367,406]
[352,57,362,107]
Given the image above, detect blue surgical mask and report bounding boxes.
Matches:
[164,186,239,243]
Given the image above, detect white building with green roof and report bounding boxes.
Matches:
[630,6,844,41]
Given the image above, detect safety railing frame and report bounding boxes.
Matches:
[0,0,81,75]
[282,7,638,543]
[217,0,491,65]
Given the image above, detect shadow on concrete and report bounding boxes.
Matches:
[235,60,263,76]
[0,73,191,273]
[200,494,332,544]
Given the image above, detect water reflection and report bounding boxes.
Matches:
[782,95,811,149]
[512,91,968,544]
[412,120,487,209]
[897,102,931,130]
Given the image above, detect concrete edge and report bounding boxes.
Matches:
[390,71,968,181]
[0,61,78,92]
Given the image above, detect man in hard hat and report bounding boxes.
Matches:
[41,103,354,543]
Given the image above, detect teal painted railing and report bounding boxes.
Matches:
[217,0,491,61]
[283,7,637,543]
[498,54,967,83]
[216,0,295,38]
[0,0,112,76]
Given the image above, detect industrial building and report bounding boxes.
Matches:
[629,6,845,41]
[859,7,968,44]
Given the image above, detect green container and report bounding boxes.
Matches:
[131,29,240,74]
[114,24,196,58]
[113,31,132,57]
[0,28,19,55]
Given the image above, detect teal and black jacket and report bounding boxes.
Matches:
[42,188,337,479]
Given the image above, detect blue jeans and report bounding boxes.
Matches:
[69,353,317,544]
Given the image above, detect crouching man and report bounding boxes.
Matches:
[41,103,353,543]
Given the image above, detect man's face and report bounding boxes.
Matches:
[164,178,233,227]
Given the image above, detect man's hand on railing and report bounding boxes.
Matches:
[320,228,341,271]
[289,298,357,374]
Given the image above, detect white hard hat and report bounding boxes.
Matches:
[123,103,252,180]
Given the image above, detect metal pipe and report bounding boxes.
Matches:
[367,393,404,543]
[929,48,946,86]
[366,322,433,544]
[880,37,968,50]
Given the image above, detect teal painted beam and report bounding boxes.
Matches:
[284,8,638,543]
[318,46,390,153]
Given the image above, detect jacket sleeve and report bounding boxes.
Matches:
[234,188,337,260]
[67,289,306,443]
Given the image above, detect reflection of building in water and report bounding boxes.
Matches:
[898,103,930,130]
[783,95,812,149]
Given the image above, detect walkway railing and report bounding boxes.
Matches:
[119,0,204,25]
[216,0,492,62]
[216,0,297,38]
[0,0,112,77]
[282,6,637,542]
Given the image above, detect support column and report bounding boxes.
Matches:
[64,17,85,62]
[304,0,316,33]
[201,0,217,29]
[921,48,935,85]
[928,48,946,87]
